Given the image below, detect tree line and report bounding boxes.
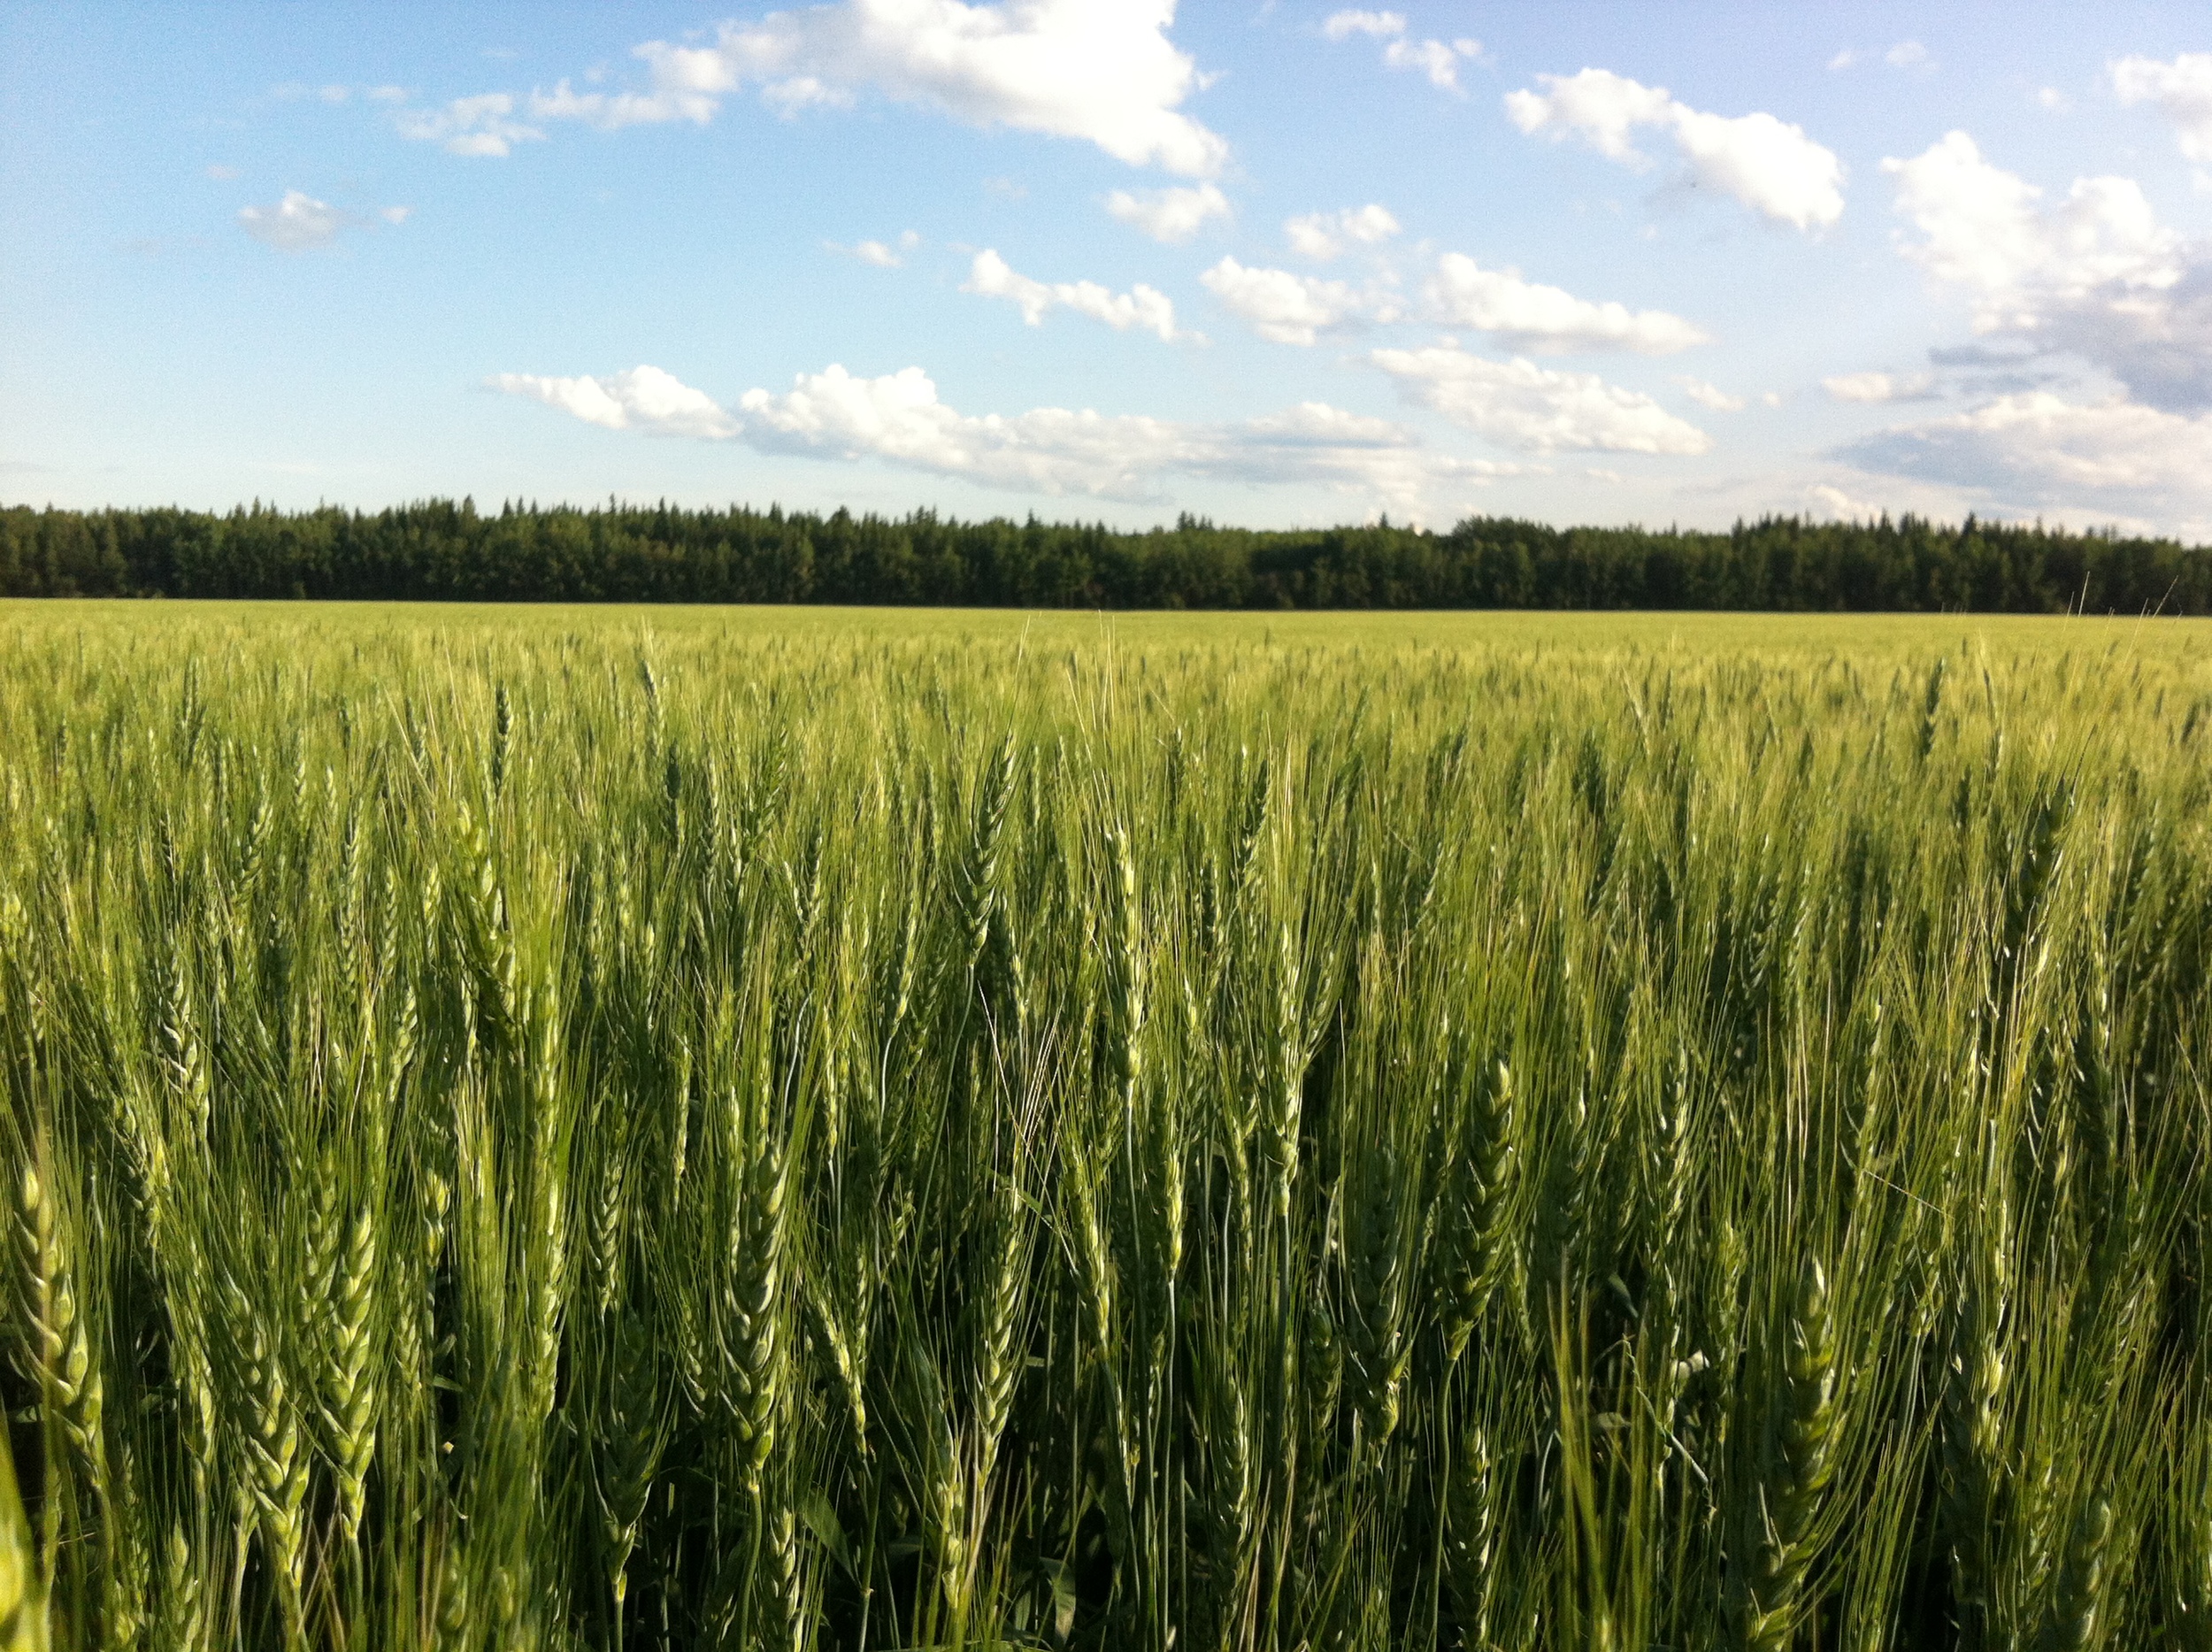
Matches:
[2,496,2206,612]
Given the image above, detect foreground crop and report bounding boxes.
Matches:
[3,608,2209,1651]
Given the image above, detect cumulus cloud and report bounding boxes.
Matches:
[1881,131,2212,411]
[1674,376,1746,411]
[1837,391,2212,526]
[236,190,407,251]
[1505,68,1844,230]
[517,0,1226,175]
[1370,345,1713,454]
[1321,11,1480,93]
[962,250,1189,342]
[1104,181,1230,243]
[2111,53,2212,163]
[1823,371,1937,403]
[1285,204,1400,260]
[1886,40,1931,70]
[491,358,1517,513]
[1426,253,1709,353]
[394,92,544,157]
[489,365,743,438]
[1199,257,1386,345]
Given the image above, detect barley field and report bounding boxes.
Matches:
[4,601,2210,1652]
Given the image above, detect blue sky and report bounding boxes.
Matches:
[6,4,2212,536]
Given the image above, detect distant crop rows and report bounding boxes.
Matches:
[3,609,2209,1651]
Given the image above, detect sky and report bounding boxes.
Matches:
[6,4,2212,538]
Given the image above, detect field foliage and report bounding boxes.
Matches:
[4,603,2211,1652]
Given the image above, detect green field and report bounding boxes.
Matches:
[4,603,2210,1652]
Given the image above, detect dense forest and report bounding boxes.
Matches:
[2,497,2208,612]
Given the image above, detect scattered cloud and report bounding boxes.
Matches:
[2110,53,2212,164]
[1823,371,1937,403]
[488,365,741,439]
[983,175,1027,201]
[1370,345,1713,454]
[319,85,351,104]
[1105,182,1230,243]
[1505,67,1845,230]
[1804,481,1888,521]
[963,250,1190,342]
[1830,43,1932,74]
[834,229,922,267]
[1882,131,2212,412]
[1675,376,1746,411]
[1427,253,1709,353]
[1285,204,1400,261]
[1837,391,2212,526]
[234,190,410,251]
[204,164,240,181]
[1199,257,1386,345]
[491,359,1518,515]
[395,91,544,157]
[234,191,343,251]
[2036,87,2071,113]
[1320,11,1402,41]
[365,86,409,104]
[1322,11,1480,93]
[519,1,1228,175]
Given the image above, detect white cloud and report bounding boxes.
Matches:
[1505,68,1844,230]
[1880,131,2212,411]
[2111,53,2212,164]
[522,1,1227,176]
[1824,371,1937,403]
[1827,50,1857,72]
[1883,132,2178,324]
[236,190,405,251]
[1322,11,1479,93]
[1805,481,1887,521]
[1370,345,1713,454]
[204,164,240,181]
[365,86,408,104]
[1285,204,1400,260]
[1200,257,1385,345]
[319,85,351,104]
[838,229,921,267]
[1105,182,1230,243]
[395,92,544,158]
[1839,392,2212,526]
[491,358,1516,514]
[1675,376,1746,411]
[2036,87,2071,113]
[1321,11,1402,42]
[963,250,1188,342]
[1426,253,1709,353]
[1885,40,1930,70]
[489,365,743,439]
[238,191,345,250]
